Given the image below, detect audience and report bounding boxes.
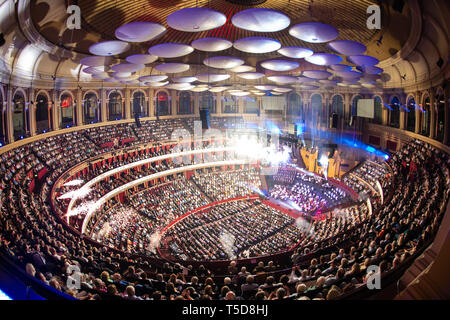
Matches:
[0,124,448,302]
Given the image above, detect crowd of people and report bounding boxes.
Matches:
[269,168,350,213]
[342,160,391,199]
[82,123,136,148]
[0,118,448,301]
[166,200,302,261]
[132,118,188,144]
[192,168,262,202]
[87,176,210,254]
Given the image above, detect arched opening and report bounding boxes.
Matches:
[133,91,147,118]
[223,94,237,113]
[84,92,99,124]
[373,96,383,125]
[288,93,302,117]
[0,90,5,145]
[244,96,258,114]
[200,91,216,113]
[436,93,445,142]
[36,93,51,133]
[108,92,123,121]
[421,97,431,136]
[389,96,400,128]
[406,97,416,132]
[60,93,74,128]
[178,91,193,115]
[12,92,27,140]
[155,91,170,116]
[331,95,344,116]
[351,95,363,117]
[310,94,322,128]
[330,95,343,129]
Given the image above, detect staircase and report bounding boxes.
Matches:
[189,178,214,203]
[396,232,450,300]
[396,203,450,300]
[82,132,98,147]
[130,125,140,141]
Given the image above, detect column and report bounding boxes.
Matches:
[343,93,350,121]
[257,96,261,118]
[125,88,131,119]
[238,96,244,114]
[324,93,330,129]
[29,89,36,136]
[148,88,154,118]
[216,92,222,116]
[171,90,177,116]
[6,86,13,143]
[399,109,405,130]
[415,91,420,133]
[429,91,436,139]
[382,94,388,126]
[305,94,312,129]
[101,89,107,122]
[194,92,200,116]
[52,90,60,131]
[76,89,83,126]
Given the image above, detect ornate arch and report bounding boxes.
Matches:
[107,89,124,99]
[83,90,99,100]
[131,89,148,100]
[420,90,430,105]
[35,90,51,133]
[13,88,28,102]
[59,90,75,101]
[310,92,324,101]
[154,89,170,97]
[35,90,51,101]
[331,93,344,101]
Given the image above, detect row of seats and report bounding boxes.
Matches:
[0,119,448,300]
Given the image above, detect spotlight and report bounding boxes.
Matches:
[20,136,24,139]
[0,142,3,147]
[384,154,389,160]
[319,154,329,168]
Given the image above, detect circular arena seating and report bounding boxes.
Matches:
[0,117,449,300]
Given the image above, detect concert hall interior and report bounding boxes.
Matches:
[0,0,449,302]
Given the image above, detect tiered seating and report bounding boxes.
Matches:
[269,169,350,213]
[0,127,448,301]
[191,168,261,202]
[132,119,188,143]
[82,124,137,148]
[167,201,302,261]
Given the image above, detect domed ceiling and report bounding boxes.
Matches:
[19,0,418,91]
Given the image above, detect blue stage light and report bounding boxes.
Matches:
[0,289,12,300]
